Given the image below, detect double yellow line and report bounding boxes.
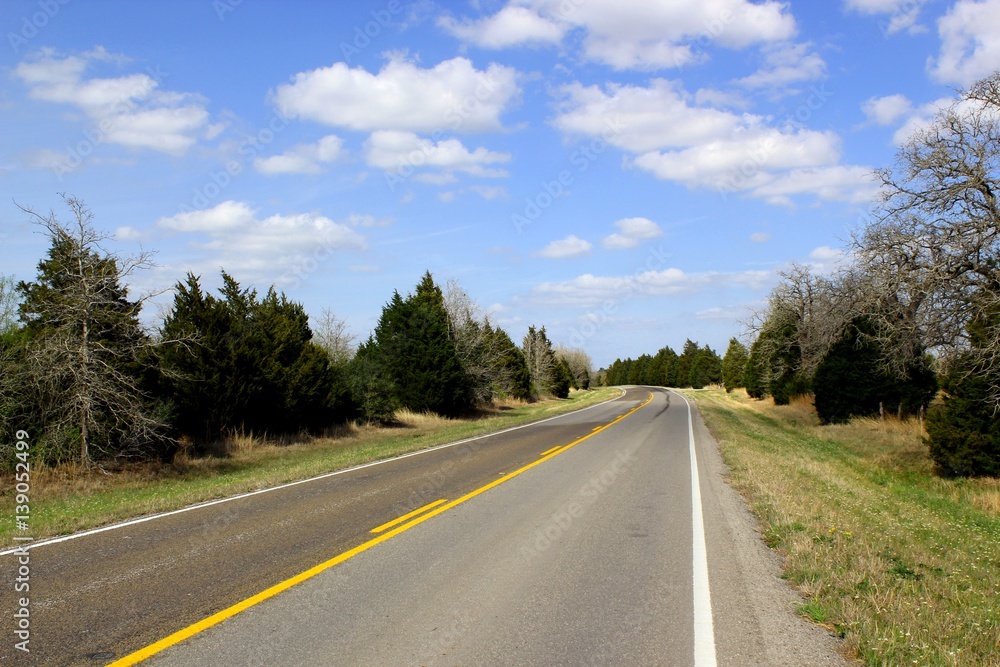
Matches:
[109,392,653,666]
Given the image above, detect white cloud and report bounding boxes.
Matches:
[159,200,256,233]
[931,0,1000,86]
[531,267,773,307]
[750,232,771,242]
[602,217,663,249]
[157,201,367,283]
[890,96,958,144]
[13,48,211,155]
[556,0,796,69]
[469,185,508,200]
[555,78,873,204]
[273,56,519,133]
[254,135,344,175]
[439,5,565,49]
[808,245,849,274]
[536,235,593,258]
[735,42,826,90]
[748,165,879,206]
[364,130,510,179]
[844,0,931,35]
[862,93,913,125]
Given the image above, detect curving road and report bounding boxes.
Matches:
[2,387,848,666]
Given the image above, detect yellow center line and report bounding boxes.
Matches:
[107,391,654,667]
[370,499,447,534]
[539,446,560,457]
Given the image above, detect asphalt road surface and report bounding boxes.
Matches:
[2,387,849,666]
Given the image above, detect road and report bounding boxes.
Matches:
[2,387,848,666]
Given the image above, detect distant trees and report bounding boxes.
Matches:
[555,346,593,391]
[522,325,557,396]
[601,340,721,388]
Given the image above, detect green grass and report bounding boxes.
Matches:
[0,388,618,548]
[687,388,1000,667]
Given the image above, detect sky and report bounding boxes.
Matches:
[1,0,998,368]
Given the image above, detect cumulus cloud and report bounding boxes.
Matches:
[554,78,873,204]
[364,130,510,179]
[931,0,1000,86]
[436,0,795,69]
[530,267,772,307]
[735,42,826,91]
[536,235,593,258]
[273,56,519,133]
[602,218,663,249]
[13,47,211,156]
[157,200,367,284]
[844,0,931,35]
[253,135,344,175]
[862,93,913,125]
[439,5,565,49]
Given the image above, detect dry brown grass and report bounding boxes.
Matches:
[690,388,1000,667]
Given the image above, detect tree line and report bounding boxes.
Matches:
[742,71,1000,478]
[0,199,593,469]
[599,339,723,388]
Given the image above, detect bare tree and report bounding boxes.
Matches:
[0,274,20,334]
[443,280,528,402]
[17,196,169,465]
[745,263,853,386]
[555,345,593,389]
[853,70,1000,401]
[313,307,356,364]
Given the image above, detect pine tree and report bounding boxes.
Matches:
[721,338,749,392]
[364,272,472,416]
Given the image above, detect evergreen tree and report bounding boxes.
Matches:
[364,272,472,416]
[550,357,574,398]
[721,338,749,392]
[925,313,999,477]
[813,318,936,425]
[522,325,557,397]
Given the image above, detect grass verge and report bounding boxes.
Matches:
[1,388,618,549]
[686,388,1000,667]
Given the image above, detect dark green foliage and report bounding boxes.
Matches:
[722,338,748,392]
[744,338,769,399]
[159,272,351,443]
[550,357,573,399]
[813,319,936,425]
[487,324,532,400]
[363,272,473,417]
[522,325,558,397]
[925,363,1000,477]
[602,341,720,388]
[347,344,398,424]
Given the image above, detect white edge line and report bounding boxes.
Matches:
[672,390,718,667]
[1,388,627,556]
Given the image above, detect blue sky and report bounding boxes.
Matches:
[1,0,998,367]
